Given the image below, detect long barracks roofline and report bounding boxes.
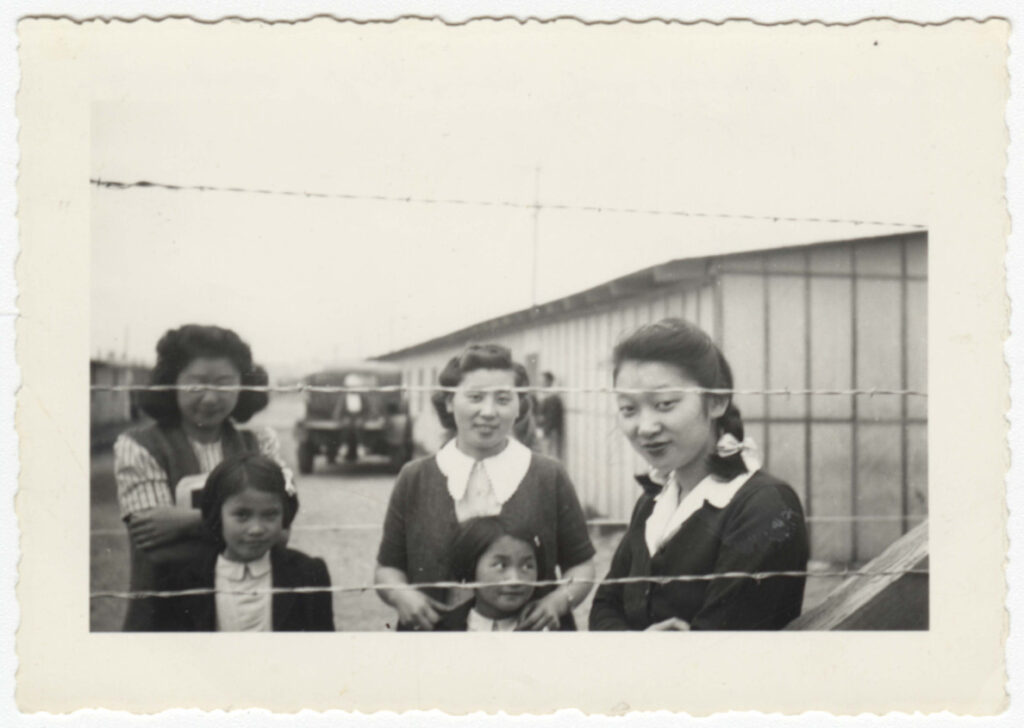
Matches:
[375,230,925,361]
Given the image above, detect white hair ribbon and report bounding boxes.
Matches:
[716,433,763,472]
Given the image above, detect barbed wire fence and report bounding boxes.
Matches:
[91,177,928,230]
[91,568,930,603]
[90,381,928,606]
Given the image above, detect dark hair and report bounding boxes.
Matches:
[138,324,270,426]
[613,317,746,480]
[541,371,555,385]
[199,453,298,550]
[430,343,532,432]
[449,516,543,584]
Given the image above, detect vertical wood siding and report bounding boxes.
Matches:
[386,234,927,564]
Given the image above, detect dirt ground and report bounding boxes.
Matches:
[90,393,834,631]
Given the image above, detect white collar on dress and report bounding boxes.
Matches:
[216,550,272,581]
[436,437,532,504]
[645,468,758,556]
[466,606,519,632]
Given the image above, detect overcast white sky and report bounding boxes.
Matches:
[88,20,954,377]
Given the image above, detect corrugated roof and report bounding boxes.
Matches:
[376,230,924,360]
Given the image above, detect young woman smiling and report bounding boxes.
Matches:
[589,319,809,631]
[374,344,596,631]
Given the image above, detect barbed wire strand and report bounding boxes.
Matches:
[90,177,927,230]
[90,383,927,397]
[90,568,930,601]
[87,513,926,538]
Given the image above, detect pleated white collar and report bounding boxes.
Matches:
[436,437,532,505]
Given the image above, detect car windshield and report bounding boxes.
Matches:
[306,371,382,418]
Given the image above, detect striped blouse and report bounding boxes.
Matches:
[113,426,295,519]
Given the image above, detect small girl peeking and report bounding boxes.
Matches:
[153,454,334,632]
[435,516,573,632]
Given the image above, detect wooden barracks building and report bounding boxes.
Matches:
[377,231,928,565]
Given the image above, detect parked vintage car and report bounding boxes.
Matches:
[294,363,414,474]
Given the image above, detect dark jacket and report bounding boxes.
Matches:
[589,470,808,631]
[434,598,576,632]
[152,545,335,632]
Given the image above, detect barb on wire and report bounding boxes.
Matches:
[89,568,931,601]
[88,383,928,397]
[90,177,927,230]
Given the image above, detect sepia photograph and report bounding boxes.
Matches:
[87,65,928,636]
[14,13,1008,714]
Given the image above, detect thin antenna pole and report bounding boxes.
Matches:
[531,166,541,306]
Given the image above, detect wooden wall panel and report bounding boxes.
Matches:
[906,279,928,420]
[906,236,928,277]
[856,278,902,421]
[855,423,904,560]
[720,273,765,420]
[810,424,854,563]
[906,422,929,520]
[855,237,903,275]
[768,275,807,419]
[810,277,853,419]
[767,422,807,506]
[809,244,852,275]
[765,248,807,273]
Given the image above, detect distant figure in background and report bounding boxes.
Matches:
[113,324,297,631]
[537,371,565,460]
[512,363,540,450]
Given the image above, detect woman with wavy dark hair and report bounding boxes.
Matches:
[113,324,296,630]
[375,343,595,631]
[589,318,809,631]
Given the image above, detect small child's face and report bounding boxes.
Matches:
[474,535,538,617]
[221,487,284,563]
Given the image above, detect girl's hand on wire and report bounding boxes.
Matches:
[393,589,449,631]
[644,617,691,631]
[127,507,199,550]
[516,591,567,631]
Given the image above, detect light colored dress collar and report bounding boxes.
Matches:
[644,468,758,556]
[467,606,519,632]
[436,437,532,505]
[215,550,272,581]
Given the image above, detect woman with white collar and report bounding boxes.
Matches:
[375,344,596,631]
[589,319,809,631]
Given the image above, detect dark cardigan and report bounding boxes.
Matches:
[151,545,335,632]
[589,470,809,631]
[376,452,595,604]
